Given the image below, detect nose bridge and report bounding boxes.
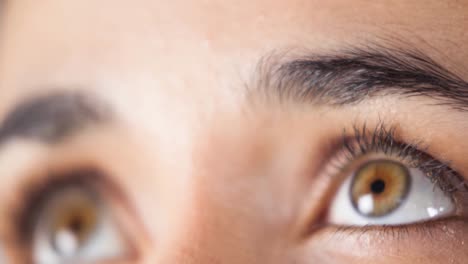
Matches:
[154,167,276,263]
[148,186,273,264]
[151,125,287,264]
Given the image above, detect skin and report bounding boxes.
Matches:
[1,0,468,263]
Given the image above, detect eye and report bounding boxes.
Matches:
[25,172,129,264]
[328,159,456,226]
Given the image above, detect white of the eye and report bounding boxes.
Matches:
[328,167,456,226]
[34,210,125,264]
[54,229,79,257]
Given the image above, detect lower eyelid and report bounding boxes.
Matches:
[327,216,467,244]
[300,217,468,262]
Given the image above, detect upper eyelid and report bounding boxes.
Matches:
[340,126,425,164]
[325,123,467,194]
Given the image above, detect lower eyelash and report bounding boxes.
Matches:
[330,123,468,196]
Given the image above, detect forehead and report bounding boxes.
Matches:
[1,0,468,105]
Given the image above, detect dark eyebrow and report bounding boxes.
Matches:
[253,46,468,110]
[0,91,111,144]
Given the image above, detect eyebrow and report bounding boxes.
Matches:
[0,91,111,144]
[253,46,468,110]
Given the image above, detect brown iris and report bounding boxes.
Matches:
[350,160,411,217]
[49,191,99,255]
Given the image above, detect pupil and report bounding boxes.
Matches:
[68,215,84,235]
[370,179,386,194]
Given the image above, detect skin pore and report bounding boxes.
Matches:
[1,0,468,263]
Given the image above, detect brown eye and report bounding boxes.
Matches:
[350,160,411,217]
[29,175,129,264]
[329,159,455,226]
[48,188,99,256]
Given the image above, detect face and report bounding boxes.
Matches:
[1,1,468,263]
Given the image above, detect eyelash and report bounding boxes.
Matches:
[329,123,468,203]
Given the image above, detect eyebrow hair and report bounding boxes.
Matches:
[253,46,468,111]
[0,91,111,144]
